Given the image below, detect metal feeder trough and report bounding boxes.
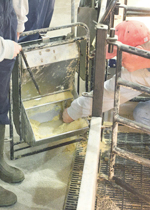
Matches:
[12,24,90,147]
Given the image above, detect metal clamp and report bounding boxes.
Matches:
[107,28,117,53]
[40,33,50,43]
[106,34,118,43]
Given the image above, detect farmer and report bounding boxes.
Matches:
[62,20,150,127]
[0,0,28,207]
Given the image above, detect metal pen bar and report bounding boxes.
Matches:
[100,0,118,24]
[115,115,150,134]
[108,28,115,53]
[123,0,128,20]
[71,0,75,36]
[106,41,150,59]
[113,147,150,168]
[20,50,41,95]
[20,22,89,37]
[118,4,150,13]
[109,48,122,180]
[14,138,84,160]
[18,54,23,143]
[126,11,150,17]
[130,96,150,102]
[118,77,150,95]
[120,44,150,58]
[124,0,128,4]
[23,36,87,52]
[9,76,14,160]
[113,176,150,204]
[92,24,108,117]
[98,0,108,23]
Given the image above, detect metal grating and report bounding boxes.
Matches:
[63,131,150,210]
[97,131,150,210]
[63,140,87,210]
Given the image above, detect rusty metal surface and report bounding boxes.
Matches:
[106,30,150,185]
[76,6,97,81]
[92,24,108,117]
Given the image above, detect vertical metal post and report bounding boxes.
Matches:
[109,48,122,180]
[100,0,118,24]
[77,24,107,210]
[71,0,75,36]
[9,75,14,160]
[92,24,108,117]
[108,28,115,53]
[98,0,108,23]
[123,0,128,20]
[85,41,90,92]
[110,11,115,28]
[77,43,81,94]
[18,54,23,142]
[124,0,128,4]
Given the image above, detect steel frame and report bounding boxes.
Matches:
[106,4,150,203]
[9,22,90,160]
[77,23,107,210]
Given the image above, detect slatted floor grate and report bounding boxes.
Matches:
[97,132,150,210]
[63,140,87,210]
[63,132,150,210]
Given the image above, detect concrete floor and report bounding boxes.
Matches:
[1,144,75,210]
[49,0,79,37]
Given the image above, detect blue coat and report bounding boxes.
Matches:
[0,0,17,124]
[19,0,55,42]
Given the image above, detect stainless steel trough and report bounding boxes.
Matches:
[12,24,90,147]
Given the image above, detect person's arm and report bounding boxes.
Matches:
[63,94,92,123]
[0,0,28,62]
[0,37,14,61]
[13,0,29,33]
[0,38,22,62]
